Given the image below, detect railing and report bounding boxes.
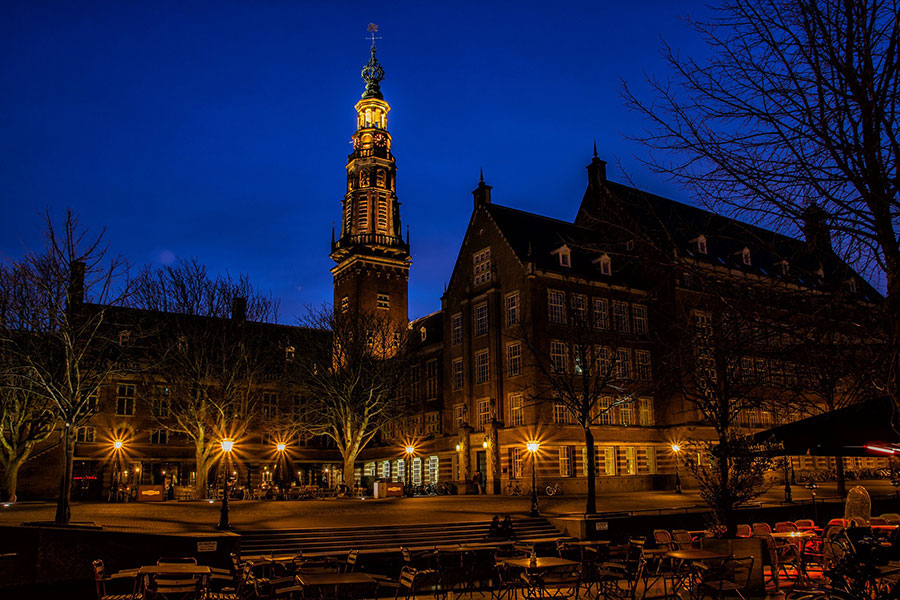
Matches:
[333,234,408,251]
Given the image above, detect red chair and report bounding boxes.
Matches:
[775,521,799,533]
[794,519,816,530]
[736,524,751,538]
[752,523,772,536]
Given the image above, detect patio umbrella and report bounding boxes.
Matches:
[752,397,899,457]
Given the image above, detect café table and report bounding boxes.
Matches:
[296,571,376,600]
[137,564,211,596]
[665,549,730,599]
[772,531,818,586]
[501,556,580,570]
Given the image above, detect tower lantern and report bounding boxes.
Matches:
[331,26,410,331]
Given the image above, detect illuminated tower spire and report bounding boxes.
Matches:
[331,25,410,328]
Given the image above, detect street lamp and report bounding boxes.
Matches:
[671,444,682,494]
[217,439,234,530]
[526,441,540,517]
[805,482,819,524]
[404,445,415,494]
[111,440,125,503]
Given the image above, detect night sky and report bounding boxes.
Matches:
[1,1,715,322]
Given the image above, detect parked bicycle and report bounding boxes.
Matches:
[544,481,563,496]
[504,480,524,496]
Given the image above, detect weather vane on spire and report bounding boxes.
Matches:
[367,23,382,50]
[361,23,385,100]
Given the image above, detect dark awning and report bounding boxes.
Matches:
[752,397,898,457]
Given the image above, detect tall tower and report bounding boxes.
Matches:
[331,31,410,331]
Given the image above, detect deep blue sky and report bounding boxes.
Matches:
[1,1,715,322]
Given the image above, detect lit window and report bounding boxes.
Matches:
[505,292,520,327]
[477,398,492,430]
[507,342,522,377]
[638,398,654,426]
[340,296,349,313]
[635,350,652,381]
[76,426,95,443]
[558,248,571,267]
[262,393,278,419]
[550,340,568,374]
[116,384,135,416]
[571,294,587,324]
[425,360,438,399]
[615,348,632,380]
[474,303,488,336]
[508,393,524,427]
[623,447,636,475]
[595,396,613,425]
[593,298,609,330]
[511,448,523,479]
[473,247,492,286]
[613,302,629,333]
[376,293,390,310]
[619,403,634,426]
[475,350,490,384]
[548,290,566,324]
[452,359,464,390]
[598,254,611,276]
[553,401,573,424]
[451,313,463,345]
[454,404,466,428]
[632,305,648,335]
[558,446,572,477]
[603,446,616,475]
[742,247,752,266]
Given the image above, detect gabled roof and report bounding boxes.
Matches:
[578,179,882,302]
[484,203,652,289]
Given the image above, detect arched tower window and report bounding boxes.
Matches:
[377,169,386,188]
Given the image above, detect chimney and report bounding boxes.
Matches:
[67,260,85,309]
[472,169,492,208]
[586,142,607,189]
[801,204,832,253]
[231,297,247,321]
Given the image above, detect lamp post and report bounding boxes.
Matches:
[671,444,682,494]
[404,445,415,495]
[783,455,793,503]
[111,440,124,503]
[805,482,818,524]
[526,441,540,517]
[217,439,234,530]
[276,443,287,490]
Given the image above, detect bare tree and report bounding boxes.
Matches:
[514,284,652,515]
[292,307,412,488]
[0,210,133,523]
[624,0,900,418]
[134,258,281,499]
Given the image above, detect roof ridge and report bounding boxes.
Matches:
[486,202,590,231]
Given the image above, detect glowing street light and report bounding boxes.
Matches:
[276,442,286,452]
[113,440,123,450]
[217,439,235,530]
[671,444,682,494]
[526,441,540,517]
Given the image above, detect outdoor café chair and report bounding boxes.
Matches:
[698,556,753,600]
[794,519,816,531]
[881,513,900,525]
[377,566,437,600]
[774,521,799,533]
[652,530,675,552]
[557,537,581,561]
[735,525,751,538]
[671,530,696,550]
[871,517,889,526]
[491,548,528,600]
[521,563,581,600]
[92,559,139,600]
[751,523,771,536]
[142,572,205,600]
[401,545,435,570]
[343,549,360,573]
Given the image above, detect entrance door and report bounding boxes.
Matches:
[476,451,487,478]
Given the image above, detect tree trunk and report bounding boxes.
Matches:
[343,455,356,487]
[584,426,597,515]
[54,426,74,525]
[719,439,736,537]
[1,457,23,502]
[835,459,847,498]
[194,445,209,500]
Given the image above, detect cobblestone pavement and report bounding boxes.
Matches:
[0,480,895,534]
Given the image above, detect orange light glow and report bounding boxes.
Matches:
[276,443,286,452]
[526,441,540,453]
[221,439,234,453]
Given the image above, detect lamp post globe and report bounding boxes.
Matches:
[217,439,234,530]
[526,441,540,517]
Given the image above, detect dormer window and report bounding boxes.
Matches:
[119,330,131,346]
[696,235,708,255]
[592,254,612,276]
[285,346,295,362]
[779,260,790,276]
[846,278,857,293]
[741,247,751,266]
[626,239,635,251]
[552,245,572,268]
[816,266,825,281]
[420,327,427,342]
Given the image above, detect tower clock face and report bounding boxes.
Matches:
[374,133,386,146]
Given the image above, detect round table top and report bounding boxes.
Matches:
[566,540,611,546]
[771,531,817,539]
[502,557,579,569]
[665,549,730,561]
